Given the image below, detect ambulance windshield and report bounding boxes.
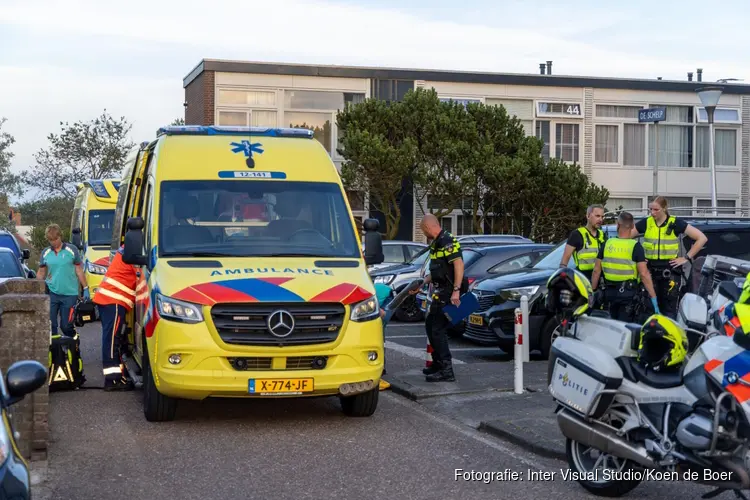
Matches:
[158,180,361,259]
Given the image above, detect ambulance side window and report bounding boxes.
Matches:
[112,181,131,252]
[143,180,154,255]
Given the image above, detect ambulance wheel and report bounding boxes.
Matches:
[142,349,177,422]
[340,387,379,417]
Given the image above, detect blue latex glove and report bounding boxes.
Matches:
[82,287,90,300]
[651,297,660,315]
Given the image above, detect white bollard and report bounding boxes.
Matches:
[521,295,530,363]
[514,308,523,394]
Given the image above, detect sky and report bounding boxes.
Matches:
[1,0,749,203]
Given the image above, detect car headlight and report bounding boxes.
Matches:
[156,293,204,323]
[373,275,395,285]
[0,417,10,466]
[498,285,540,302]
[87,262,108,275]
[350,296,380,322]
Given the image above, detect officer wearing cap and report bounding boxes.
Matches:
[591,211,659,322]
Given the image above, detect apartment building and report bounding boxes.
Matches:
[183,59,750,242]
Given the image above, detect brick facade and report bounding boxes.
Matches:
[0,279,50,461]
[184,70,216,126]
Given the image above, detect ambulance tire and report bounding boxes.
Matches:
[339,387,379,417]
[142,348,177,422]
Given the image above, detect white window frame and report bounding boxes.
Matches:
[593,102,650,168]
[645,104,696,169]
[534,118,583,164]
[593,123,621,166]
[695,197,738,216]
[215,87,279,107]
[534,100,584,120]
[696,106,742,124]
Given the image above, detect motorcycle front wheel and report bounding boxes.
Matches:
[566,438,642,497]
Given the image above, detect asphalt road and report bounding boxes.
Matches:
[35,321,731,500]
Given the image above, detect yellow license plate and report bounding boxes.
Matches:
[249,378,314,394]
[469,314,483,326]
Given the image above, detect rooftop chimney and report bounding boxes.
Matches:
[539,63,546,75]
[546,61,553,75]
[657,77,662,80]
[688,72,693,82]
[697,68,703,82]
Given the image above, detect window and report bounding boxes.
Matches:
[371,80,413,102]
[556,124,580,162]
[647,106,693,168]
[440,217,452,232]
[218,111,247,126]
[87,210,115,247]
[696,128,737,167]
[490,254,534,273]
[407,245,426,259]
[697,199,736,215]
[624,124,646,166]
[383,244,406,263]
[595,105,642,119]
[0,252,23,278]
[284,90,345,110]
[536,121,550,160]
[217,90,276,106]
[286,112,332,153]
[605,197,643,211]
[456,215,477,236]
[158,180,360,259]
[697,107,741,124]
[536,102,583,118]
[595,125,618,163]
[487,99,534,135]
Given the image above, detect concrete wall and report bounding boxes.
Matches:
[0,278,49,461]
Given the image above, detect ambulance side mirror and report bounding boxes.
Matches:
[123,217,148,266]
[363,218,384,266]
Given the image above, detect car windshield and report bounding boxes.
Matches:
[0,234,20,259]
[421,248,481,275]
[533,241,569,270]
[0,252,22,278]
[409,247,429,266]
[158,180,361,258]
[88,210,115,246]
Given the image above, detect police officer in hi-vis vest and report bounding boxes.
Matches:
[630,196,707,319]
[591,211,659,322]
[559,204,607,282]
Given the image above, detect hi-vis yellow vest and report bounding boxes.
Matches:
[601,238,638,282]
[572,227,606,272]
[642,216,679,261]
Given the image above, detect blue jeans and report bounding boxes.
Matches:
[50,293,78,336]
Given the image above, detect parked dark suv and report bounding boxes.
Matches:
[467,217,750,358]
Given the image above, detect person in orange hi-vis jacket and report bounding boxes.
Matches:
[93,246,144,391]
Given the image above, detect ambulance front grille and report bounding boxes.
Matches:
[211,302,345,346]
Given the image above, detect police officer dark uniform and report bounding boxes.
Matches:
[410,214,466,382]
[632,196,707,318]
[559,204,607,282]
[591,211,659,322]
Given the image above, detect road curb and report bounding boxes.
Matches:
[478,421,566,461]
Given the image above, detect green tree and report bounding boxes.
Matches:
[171,117,185,125]
[25,109,135,201]
[336,99,417,239]
[15,195,75,233]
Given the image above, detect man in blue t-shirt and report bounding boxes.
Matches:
[36,224,90,337]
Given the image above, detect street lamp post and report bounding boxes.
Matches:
[696,86,724,216]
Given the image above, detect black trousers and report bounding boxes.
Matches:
[604,287,636,322]
[649,266,681,319]
[426,303,453,366]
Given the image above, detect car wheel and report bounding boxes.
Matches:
[393,295,424,322]
[539,316,561,360]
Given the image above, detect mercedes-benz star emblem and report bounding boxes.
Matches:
[267,310,295,338]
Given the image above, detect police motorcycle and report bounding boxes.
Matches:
[547,267,750,499]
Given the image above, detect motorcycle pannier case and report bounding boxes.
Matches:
[548,337,623,419]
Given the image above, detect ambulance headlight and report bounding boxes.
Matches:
[87,262,108,275]
[156,294,204,324]
[350,296,379,322]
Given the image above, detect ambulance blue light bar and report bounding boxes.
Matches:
[83,179,111,198]
[156,125,314,139]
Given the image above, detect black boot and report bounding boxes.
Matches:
[422,362,441,375]
[425,362,455,382]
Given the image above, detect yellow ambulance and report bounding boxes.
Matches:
[112,125,386,422]
[71,179,120,296]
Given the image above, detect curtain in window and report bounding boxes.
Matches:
[695,128,737,167]
[250,110,277,128]
[556,124,579,162]
[595,125,618,162]
[648,125,691,168]
[623,124,645,166]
